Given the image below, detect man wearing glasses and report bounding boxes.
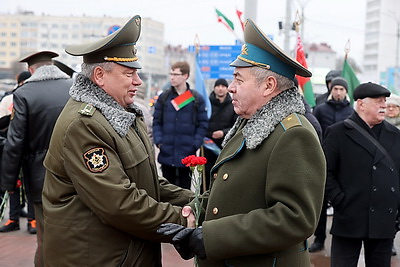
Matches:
[153,61,208,189]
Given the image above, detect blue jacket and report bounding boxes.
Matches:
[153,84,208,167]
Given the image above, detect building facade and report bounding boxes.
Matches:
[0,11,168,94]
[363,0,400,87]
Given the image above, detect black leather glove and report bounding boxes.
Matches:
[157,223,206,260]
[173,227,206,260]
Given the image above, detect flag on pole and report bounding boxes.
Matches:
[215,9,235,32]
[236,8,245,32]
[342,58,360,106]
[195,60,212,118]
[295,34,315,107]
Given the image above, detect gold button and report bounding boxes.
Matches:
[213,207,218,215]
[213,173,218,179]
[222,173,229,180]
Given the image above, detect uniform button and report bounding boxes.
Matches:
[389,208,393,213]
[391,187,396,192]
[213,207,218,215]
[370,207,375,213]
[372,186,377,192]
[372,166,377,170]
[213,173,218,179]
[222,173,229,180]
[390,167,394,172]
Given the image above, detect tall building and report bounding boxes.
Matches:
[0,11,167,93]
[363,0,400,87]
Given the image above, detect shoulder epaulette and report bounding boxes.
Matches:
[79,103,96,116]
[280,113,302,131]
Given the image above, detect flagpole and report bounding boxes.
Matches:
[344,39,351,61]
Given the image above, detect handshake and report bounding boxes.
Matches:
[157,206,207,260]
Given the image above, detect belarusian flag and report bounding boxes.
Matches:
[295,34,315,107]
[236,8,245,31]
[171,90,195,111]
[215,9,234,32]
[342,58,360,106]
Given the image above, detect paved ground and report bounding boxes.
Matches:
[1,213,400,266]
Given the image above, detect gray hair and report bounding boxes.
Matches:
[249,67,295,91]
[81,62,114,78]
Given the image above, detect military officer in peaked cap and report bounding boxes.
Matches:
[158,19,326,266]
[42,15,194,267]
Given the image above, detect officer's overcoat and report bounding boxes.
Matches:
[42,75,194,266]
[198,89,326,267]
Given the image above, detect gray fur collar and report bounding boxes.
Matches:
[24,65,70,83]
[69,73,143,137]
[222,87,305,149]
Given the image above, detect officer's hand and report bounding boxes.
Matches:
[173,227,206,260]
[157,223,185,241]
[182,206,195,228]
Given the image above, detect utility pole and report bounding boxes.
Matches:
[244,0,258,22]
[284,0,293,53]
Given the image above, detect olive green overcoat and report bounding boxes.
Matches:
[198,113,326,267]
[42,98,194,267]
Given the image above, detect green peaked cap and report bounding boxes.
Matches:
[19,51,59,66]
[230,19,311,79]
[65,15,142,69]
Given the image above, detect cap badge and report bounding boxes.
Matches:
[241,44,248,55]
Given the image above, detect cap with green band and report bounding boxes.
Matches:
[230,19,311,79]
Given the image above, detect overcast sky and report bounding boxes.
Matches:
[3,0,366,63]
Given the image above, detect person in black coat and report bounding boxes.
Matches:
[315,70,341,106]
[203,78,237,191]
[324,82,400,267]
[0,51,72,266]
[309,77,354,252]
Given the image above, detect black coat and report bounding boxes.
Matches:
[206,92,237,148]
[313,98,354,136]
[324,112,400,239]
[0,66,71,203]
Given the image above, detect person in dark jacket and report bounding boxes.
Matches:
[203,78,237,190]
[324,82,400,266]
[309,76,354,253]
[315,70,341,106]
[153,61,208,189]
[313,77,354,134]
[0,50,72,266]
[0,70,36,235]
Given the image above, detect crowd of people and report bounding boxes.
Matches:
[0,14,399,267]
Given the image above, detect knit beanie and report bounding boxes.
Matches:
[330,77,348,91]
[214,78,228,88]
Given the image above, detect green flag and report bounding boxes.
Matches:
[342,59,360,105]
[215,9,234,32]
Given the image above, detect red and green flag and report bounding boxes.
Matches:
[342,58,360,106]
[236,8,245,32]
[295,34,315,107]
[171,90,195,111]
[215,8,234,32]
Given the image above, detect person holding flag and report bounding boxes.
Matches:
[153,61,208,189]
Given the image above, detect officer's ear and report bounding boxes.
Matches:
[92,66,106,87]
[263,76,279,97]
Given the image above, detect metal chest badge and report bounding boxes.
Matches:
[83,147,109,173]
